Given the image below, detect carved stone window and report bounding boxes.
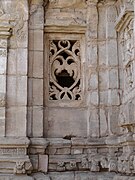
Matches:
[44,32,85,106]
[49,40,81,101]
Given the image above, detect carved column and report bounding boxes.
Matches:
[86,0,99,137]
[0,23,11,136]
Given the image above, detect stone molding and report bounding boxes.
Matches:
[45,25,86,34]
[0,137,33,175]
[0,23,12,38]
[115,11,134,32]
[29,136,135,175]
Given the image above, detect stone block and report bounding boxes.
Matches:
[28,51,43,78]
[30,138,49,149]
[32,173,50,180]
[48,138,71,148]
[32,79,43,106]
[108,106,120,135]
[109,68,119,89]
[32,106,43,137]
[56,148,71,155]
[8,49,17,75]
[45,108,87,138]
[107,39,118,66]
[6,107,27,136]
[49,172,74,180]
[28,51,33,78]
[89,91,99,106]
[98,41,107,66]
[16,76,27,106]
[39,155,48,173]
[7,76,27,106]
[48,163,57,171]
[100,91,108,105]
[29,147,45,155]
[29,30,43,51]
[30,155,38,171]
[88,72,98,90]
[46,147,57,155]
[0,93,5,107]
[99,70,109,90]
[0,57,6,75]
[88,108,99,137]
[0,75,6,93]
[108,89,120,106]
[32,51,43,78]
[16,48,27,75]
[29,6,44,30]
[100,108,108,137]
[106,6,117,39]
[98,6,106,39]
[87,41,97,66]
[7,76,16,105]
[71,149,83,155]
[71,138,86,146]
[28,78,33,106]
[75,172,114,180]
[11,175,34,180]
[0,107,5,136]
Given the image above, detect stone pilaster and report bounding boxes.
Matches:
[0,22,11,136]
[28,0,44,137]
[86,0,99,137]
[105,0,120,136]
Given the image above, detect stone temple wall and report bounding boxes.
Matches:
[0,0,135,179]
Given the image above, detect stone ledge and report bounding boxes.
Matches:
[44,25,86,34]
[30,138,49,148]
[0,175,33,180]
[32,172,116,180]
[29,138,49,154]
[0,137,30,147]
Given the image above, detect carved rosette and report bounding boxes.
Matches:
[49,40,81,101]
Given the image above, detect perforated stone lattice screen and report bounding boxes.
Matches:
[49,39,81,101]
[44,33,85,107]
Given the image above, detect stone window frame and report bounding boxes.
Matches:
[44,26,86,107]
